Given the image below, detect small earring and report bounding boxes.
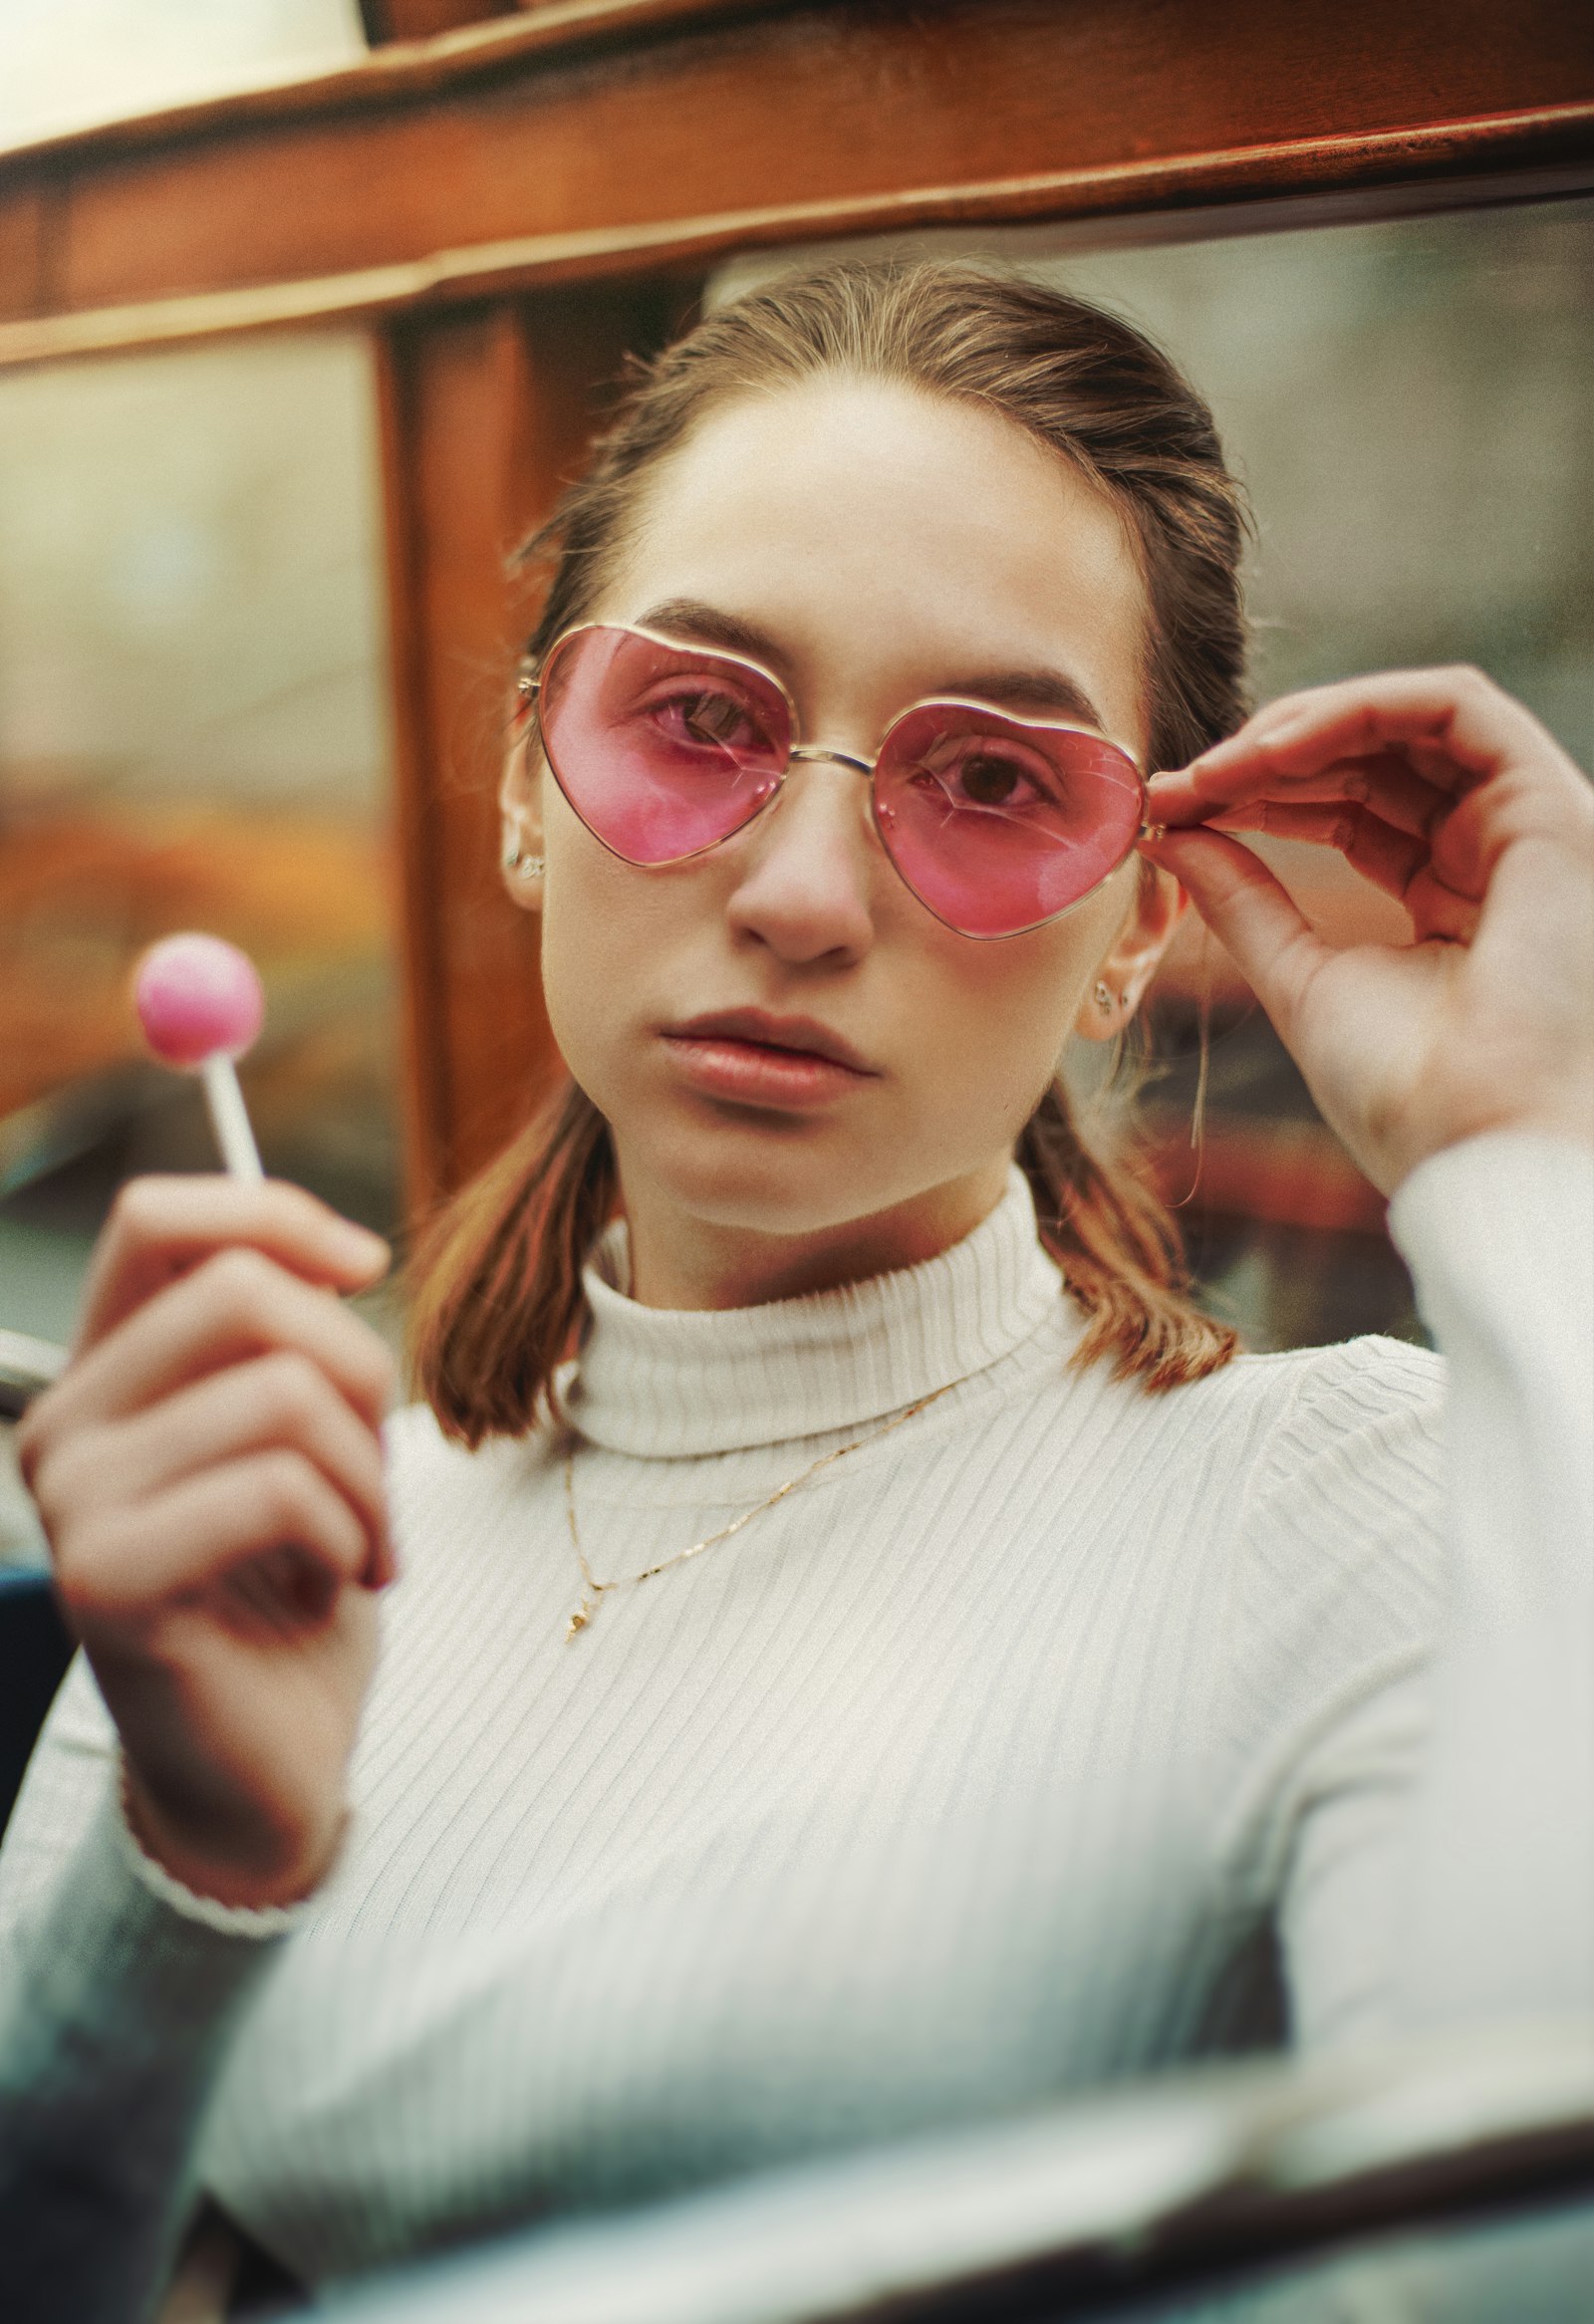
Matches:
[1094,980,1115,1016]
[502,836,544,878]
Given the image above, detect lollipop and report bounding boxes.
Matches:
[133,933,266,1180]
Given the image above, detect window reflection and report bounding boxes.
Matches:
[0,330,398,1436]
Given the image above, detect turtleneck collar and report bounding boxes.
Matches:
[566,1165,1068,1457]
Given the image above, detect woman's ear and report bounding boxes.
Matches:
[498,696,547,910]
[1073,859,1188,1042]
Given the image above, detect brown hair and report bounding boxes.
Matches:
[412,259,1245,1442]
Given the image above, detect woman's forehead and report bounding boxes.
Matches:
[602,375,1151,746]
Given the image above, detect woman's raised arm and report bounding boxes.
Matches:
[1149,669,1593,2032]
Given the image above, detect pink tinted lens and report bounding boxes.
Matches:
[537,627,790,864]
[874,702,1144,937]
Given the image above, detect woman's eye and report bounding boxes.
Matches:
[956,752,1026,806]
[654,687,765,752]
[915,738,1053,811]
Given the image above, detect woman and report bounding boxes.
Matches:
[2,261,1590,2315]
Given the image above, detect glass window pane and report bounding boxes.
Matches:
[0,329,398,1524]
[0,0,366,146]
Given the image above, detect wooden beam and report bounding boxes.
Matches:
[2,1,1589,361]
[3,105,1590,373]
[378,284,684,1213]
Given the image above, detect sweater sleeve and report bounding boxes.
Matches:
[1221,1131,1593,2049]
[1382,1129,1594,2026]
[0,1662,300,2324]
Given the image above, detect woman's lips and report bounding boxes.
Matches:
[661,1013,878,1110]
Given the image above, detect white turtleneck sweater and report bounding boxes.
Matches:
[0,1134,1589,2307]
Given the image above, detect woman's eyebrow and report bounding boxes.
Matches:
[942,668,1109,731]
[635,602,1108,733]
[635,600,792,674]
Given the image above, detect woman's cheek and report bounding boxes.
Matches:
[536,856,631,1100]
[932,921,1100,1107]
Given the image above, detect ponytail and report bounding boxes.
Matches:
[412,1073,1233,1444]
[1017,1081,1236,1395]
[408,1081,615,1448]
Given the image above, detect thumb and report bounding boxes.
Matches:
[1140,827,1330,1042]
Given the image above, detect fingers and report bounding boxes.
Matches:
[1205,799,1425,888]
[75,1174,390,1353]
[18,1179,398,1633]
[1196,750,1446,841]
[1144,666,1594,945]
[1149,665,1566,829]
[55,1449,373,1636]
[29,1243,395,1443]
[34,1351,393,1592]
[14,1190,393,1916]
[1138,827,1332,1045]
[1202,798,1434,905]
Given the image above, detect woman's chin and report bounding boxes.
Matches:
[612,1111,1008,1285]
[641,1140,888,1243]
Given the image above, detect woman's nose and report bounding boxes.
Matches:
[724,756,880,966]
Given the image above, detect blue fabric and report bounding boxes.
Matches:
[0,1569,72,1840]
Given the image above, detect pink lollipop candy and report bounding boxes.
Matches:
[133,933,266,1180]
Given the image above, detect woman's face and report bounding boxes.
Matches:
[504,375,1181,1306]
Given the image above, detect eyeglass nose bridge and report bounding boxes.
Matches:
[787,743,874,778]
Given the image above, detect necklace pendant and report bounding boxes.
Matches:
[559,1379,959,1646]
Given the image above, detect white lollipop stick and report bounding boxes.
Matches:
[199,1053,265,1181]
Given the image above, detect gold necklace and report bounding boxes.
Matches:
[561,1381,959,1642]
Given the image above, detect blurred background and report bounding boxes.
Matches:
[2,2,1591,1563]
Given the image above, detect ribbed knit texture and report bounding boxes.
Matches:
[2,1139,1588,2296]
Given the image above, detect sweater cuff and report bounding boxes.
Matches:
[113,1761,319,1938]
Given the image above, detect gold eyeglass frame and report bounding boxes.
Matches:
[515,622,1166,940]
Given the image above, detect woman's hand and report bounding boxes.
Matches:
[1142,667,1594,1195]
[15,1178,396,1911]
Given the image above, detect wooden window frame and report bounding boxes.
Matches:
[1,0,1590,1214]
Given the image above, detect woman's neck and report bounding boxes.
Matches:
[615,1153,1012,1311]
